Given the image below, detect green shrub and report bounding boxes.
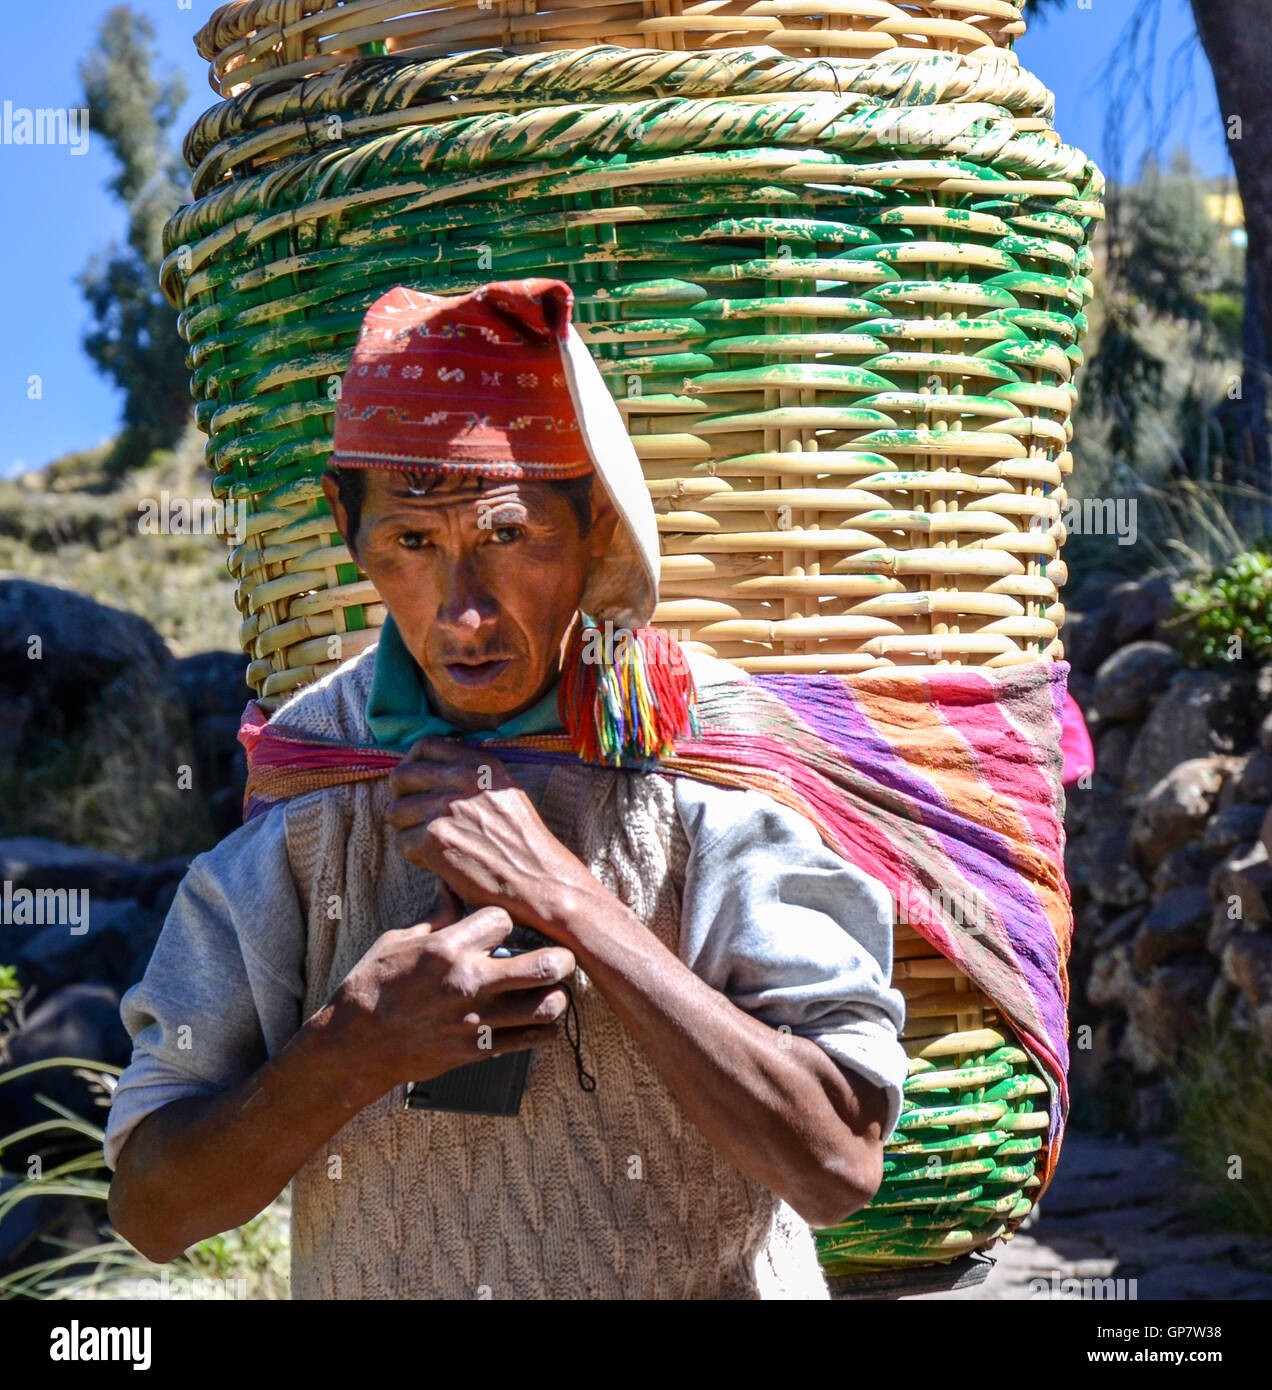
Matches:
[1201,290,1244,347]
[0,968,17,1019]
[1169,547,1272,668]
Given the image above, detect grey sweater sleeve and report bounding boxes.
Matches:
[105,773,912,1171]
[102,806,306,1170]
[673,777,910,1143]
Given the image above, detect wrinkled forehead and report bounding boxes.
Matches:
[374,469,553,514]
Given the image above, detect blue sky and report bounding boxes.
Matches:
[0,0,1231,479]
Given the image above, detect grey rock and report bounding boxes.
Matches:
[1067,670,1095,710]
[1123,671,1258,805]
[1222,932,1272,1009]
[1125,961,1214,1071]
[1088,942,1135,1011]
[1261,709,1272,755]
[1063,785,1124,841]
[1094,723,1135,788]
[1258,663,1272,707]
[7,981,128,1071]
[1066,570,1128,613]
[1091,641,1181,723]
[1094,905,1146,951]
[1205,803,1271,854]
[1132,1081,1177,1138]
[1074,895,1111,941]
[159,650,251,722]
[0,838,187,909]
[1129,757,1231,870]
[1207,973,1241,1029]
[0,1173,63,1267]
[0,837,142,897]
[1257,1001,1272,1056]
[1068,1017,1119,1093]
[1066,606,1122,677]
[1118,1019,1164,1077]
[1087,820,1150,907]
[0,579,168,754]
[1109,575,1177,646]
[1216,754,1253,812]
[0,984,124,1176]
[1208,903,1246,957]
[1133,887,1212,971]
[10,896,158,998]
[1236,751,1272,805]
[1211,841,1272,927]
[1151,841,1222,896]
[1145,1266,1272,1300]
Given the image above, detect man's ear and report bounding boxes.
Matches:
[589,489,620,558]
[321,471,355,557]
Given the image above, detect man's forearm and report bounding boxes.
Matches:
[108,1003,380,1264]
[551,885,889,1230]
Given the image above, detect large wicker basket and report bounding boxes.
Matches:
[197,0,1029,97]
[819,922,1049,1275]
[164,0,1095,1284]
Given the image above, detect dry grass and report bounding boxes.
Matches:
[0,1059,289,1301]
[1167,1024,1272,1238]
[0,422,240,657]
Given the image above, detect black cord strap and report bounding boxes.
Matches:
[559,981,596,1093]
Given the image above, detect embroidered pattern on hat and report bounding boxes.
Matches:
[331,278,592,479]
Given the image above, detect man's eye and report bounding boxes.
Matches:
[398,532,432,550]
[491,524,523,543]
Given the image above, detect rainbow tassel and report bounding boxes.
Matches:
[557,614,700,766]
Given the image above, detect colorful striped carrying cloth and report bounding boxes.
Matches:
[239,658,1074,1191]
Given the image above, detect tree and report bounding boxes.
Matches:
[1085,150,1240,474]
[75,6,193,478]
[1188,0,1272,529]
[1023,0,1272,529]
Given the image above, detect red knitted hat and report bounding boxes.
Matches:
[329,277,700,766]
[331,278,593,479]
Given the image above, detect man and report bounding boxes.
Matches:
[105,278,908,1300]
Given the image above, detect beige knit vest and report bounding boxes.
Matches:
[275,649,830,1300]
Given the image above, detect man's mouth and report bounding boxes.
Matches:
[441,656,513,687]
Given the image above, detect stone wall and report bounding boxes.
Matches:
[1062,570,1272,1136]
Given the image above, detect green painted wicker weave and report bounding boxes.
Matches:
[163,44,1102,699]
[815,922,1048,1271]
[161,22,1098,1278]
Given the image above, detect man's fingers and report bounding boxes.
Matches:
[394,738,511,785]
[463,985,570,1030]
[437,904,516,954]
[389,762,471,797]
[484,1023,561,1057]
[386,790,454,833]
[481,946,576,994]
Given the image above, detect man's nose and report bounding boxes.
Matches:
[436,561,496,634]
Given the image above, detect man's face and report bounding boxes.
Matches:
[322,468,616,731]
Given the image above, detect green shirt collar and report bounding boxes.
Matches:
[365,613,565,749]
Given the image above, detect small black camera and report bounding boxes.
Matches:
[403,925,553,1117]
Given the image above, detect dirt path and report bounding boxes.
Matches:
[908,1133,1272,1300]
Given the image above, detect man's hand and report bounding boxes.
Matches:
[385,737,601,937]
[387,738,884,1229]
[108,886,576,1267]
[330,884,578,1095]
